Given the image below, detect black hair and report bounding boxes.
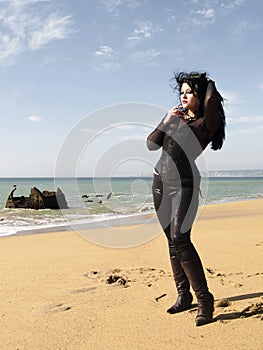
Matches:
[171,71,226,150]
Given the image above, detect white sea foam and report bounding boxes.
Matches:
[0,176,262,238]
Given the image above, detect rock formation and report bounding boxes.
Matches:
[5,187,68,210]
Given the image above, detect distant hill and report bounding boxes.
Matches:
[205,169,263,177]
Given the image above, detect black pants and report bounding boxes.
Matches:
[152,173,200,261]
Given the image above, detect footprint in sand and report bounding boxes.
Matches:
[70,286,98,293]
[84,270,106,282]
[216,302,263,322]
[84,269,129,289]
[44,303,72,314]
[206,267,244,287]
[247,272,263,278]
[240,302,263,318]
[84,267,169,288]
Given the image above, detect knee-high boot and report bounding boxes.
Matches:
[167,255,193,314]
[181,253,214,326]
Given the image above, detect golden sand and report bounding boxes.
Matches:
[0,200,262,349]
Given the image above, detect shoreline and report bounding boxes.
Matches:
[1,210,158,238]
[1,197,262,239]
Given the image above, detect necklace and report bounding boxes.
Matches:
[182,112,197,121]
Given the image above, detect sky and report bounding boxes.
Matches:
[1,0,263,177]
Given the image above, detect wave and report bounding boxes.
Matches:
[1,176,262,238]
[0,205,156,238]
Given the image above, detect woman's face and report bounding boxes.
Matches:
[180,82,199,113]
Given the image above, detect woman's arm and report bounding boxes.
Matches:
[147,107,183,150]
[146,117,167,150]
[204,81,222,135]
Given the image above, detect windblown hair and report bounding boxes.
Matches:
[171,71,226,150]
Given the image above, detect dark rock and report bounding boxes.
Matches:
[5,186,68,210]
[106,192,112,200]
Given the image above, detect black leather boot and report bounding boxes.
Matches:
[167,255,193,314]
[181,253,214,326]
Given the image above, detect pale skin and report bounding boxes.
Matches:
[163,82,199,124]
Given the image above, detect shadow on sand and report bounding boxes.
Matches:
[215,292,263,322]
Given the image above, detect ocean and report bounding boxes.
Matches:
[0,175,263,238]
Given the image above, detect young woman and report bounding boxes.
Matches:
[147,71,226,326]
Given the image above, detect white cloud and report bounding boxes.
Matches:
[128,24,152,40]
[29,14,73,51]
[0,33,23,66]
[27,115,44,122]
[231,20,261,39]
[99,0,142,15]
[94,45,114,57]
[179,1,246,31]
[186,10,215,28]
[127,21,163,47]
[125,0,142,11]
[5,0,51,4]
[99,0,123,14]
[93,45,121,72]
[191,0,245,11]
[195,8,215,18]
[0,0,74,65]
[93,23,162,71]
[220,0,245,11]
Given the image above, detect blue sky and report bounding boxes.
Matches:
[1,0,263,177]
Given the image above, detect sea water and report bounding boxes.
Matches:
[0,175,262,238]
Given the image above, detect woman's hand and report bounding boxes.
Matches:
[163,106,185,124]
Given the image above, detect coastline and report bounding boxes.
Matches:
[1,199,262,349]
[6,210,158,238]
[1,176,263,238]
[2,196,262,238]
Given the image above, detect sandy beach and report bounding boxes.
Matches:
[0,199,262,350]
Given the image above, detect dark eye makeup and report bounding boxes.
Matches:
[180,90,193,95]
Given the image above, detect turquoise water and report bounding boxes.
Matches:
[0,176,262,237]
[205,177,263,203]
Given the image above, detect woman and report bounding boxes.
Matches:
[147,71,225,326]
